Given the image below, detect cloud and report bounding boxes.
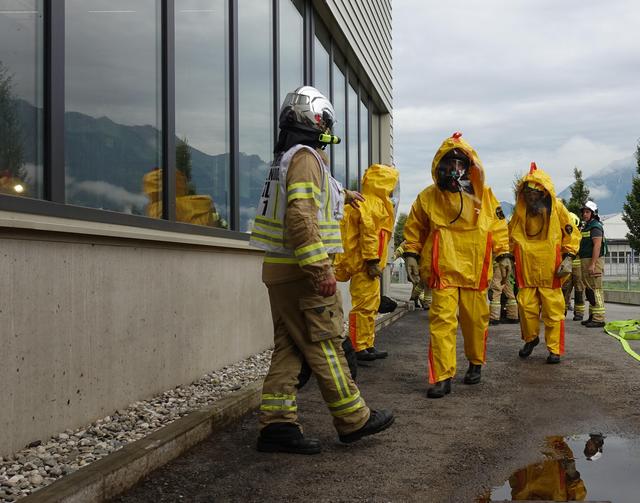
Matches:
[393,0,640,213]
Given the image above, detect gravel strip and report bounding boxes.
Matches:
[0,350,272,502]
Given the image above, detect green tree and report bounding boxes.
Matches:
[564,167,590,215]
[394,212,407,248]
[622,141,640,253]
[176,136,195,195]
[0,61,26,180]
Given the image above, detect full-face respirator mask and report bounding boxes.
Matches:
[436,149,471,193]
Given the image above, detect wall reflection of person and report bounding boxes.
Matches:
[509,436,586,501]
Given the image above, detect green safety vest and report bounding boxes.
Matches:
[578,219,605,258]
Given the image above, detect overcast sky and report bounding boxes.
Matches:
[393,0,640,214]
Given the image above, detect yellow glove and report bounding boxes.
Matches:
[556,255,573,277]
[366,260,383,279]
[404,255,421,285]
[496,255,513,282]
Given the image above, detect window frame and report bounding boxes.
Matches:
[0,0,379,241]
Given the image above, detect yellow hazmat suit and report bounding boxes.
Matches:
[403,132,509,384]
[509,436,587,501]
[509,164,580,357]
[334,164,400,352]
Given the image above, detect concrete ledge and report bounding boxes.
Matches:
[21,308,407,503]
[604,289,640,305]
[22,381,262,503]
[375,303,408,331]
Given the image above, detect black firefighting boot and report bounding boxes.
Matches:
[367,347,388,359]
[463,363,482,385]
[584,320,606,328]
[356,349,377,362]
[489,319,500,326]
[581,315,593,326]
[257,423,321,455]
[427,378,452,398]
[546,352,561,364]
[518,336,540,359]
[339,409,395,444]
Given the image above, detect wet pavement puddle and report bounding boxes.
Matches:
[481,434,640,502]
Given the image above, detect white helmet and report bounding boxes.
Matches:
[278,86,336,135]
[582,200,598,214]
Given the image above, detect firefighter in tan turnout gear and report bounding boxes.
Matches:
[250,86,394,454]
[509,163,580,363]
[403,132,510,398]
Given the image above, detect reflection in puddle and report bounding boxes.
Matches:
[481,434,639,502]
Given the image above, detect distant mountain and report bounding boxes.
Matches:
[556,157,636,215]
[15,99,268,228]
[499,200,514,219]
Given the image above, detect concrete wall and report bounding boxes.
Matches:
[0,214,272,457]
[604,289,640,305]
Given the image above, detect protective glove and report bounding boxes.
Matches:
[556,255,573,277]
[562,459,581,482]
[366,260,383,279]
[496,255,513,282]
[404,255,421,285]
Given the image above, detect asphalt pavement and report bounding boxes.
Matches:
[113,288,640,502]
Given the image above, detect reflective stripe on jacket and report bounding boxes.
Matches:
[250,145,344,264]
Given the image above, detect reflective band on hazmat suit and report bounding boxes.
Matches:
[334,164,400,352]
[403,133,509,383]
[509,165,580,355]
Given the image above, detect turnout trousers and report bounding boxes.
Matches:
[517,286,565,355]
[489,267,518,321]
[427,287,489,384]
[348,271,380,352]
[260,278,370,435]
[581,257,605,322]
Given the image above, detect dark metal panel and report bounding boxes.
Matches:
[229,0,240,230]
[328,37,334,175]
[356,83,361,188]
[367,95,372,167]
[0,195,250,241]
[344,64,350,187]
[44,1,65,203]
[273,0,280,147]
[304,0,313,85]
[161,0,176,221]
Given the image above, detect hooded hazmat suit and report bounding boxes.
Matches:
[509,436,587,501]
[509,163,580,357]
[403,132,510,385]
[334,164,400,353]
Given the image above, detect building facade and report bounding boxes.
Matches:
[0,0,393,456]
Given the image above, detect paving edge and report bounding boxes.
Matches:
[375,302,409,331]
[20,306,407,503]
[21,380,262,503]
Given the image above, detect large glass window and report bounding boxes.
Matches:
[360,97,369,170]
[313,20,330,99]
[279,0,304,105]
[175,1,229,228]
[65,1,162,216]
[331,52,346,185]
[0,2,44,199]
[347,81,359,190]
[239,0,272,232]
